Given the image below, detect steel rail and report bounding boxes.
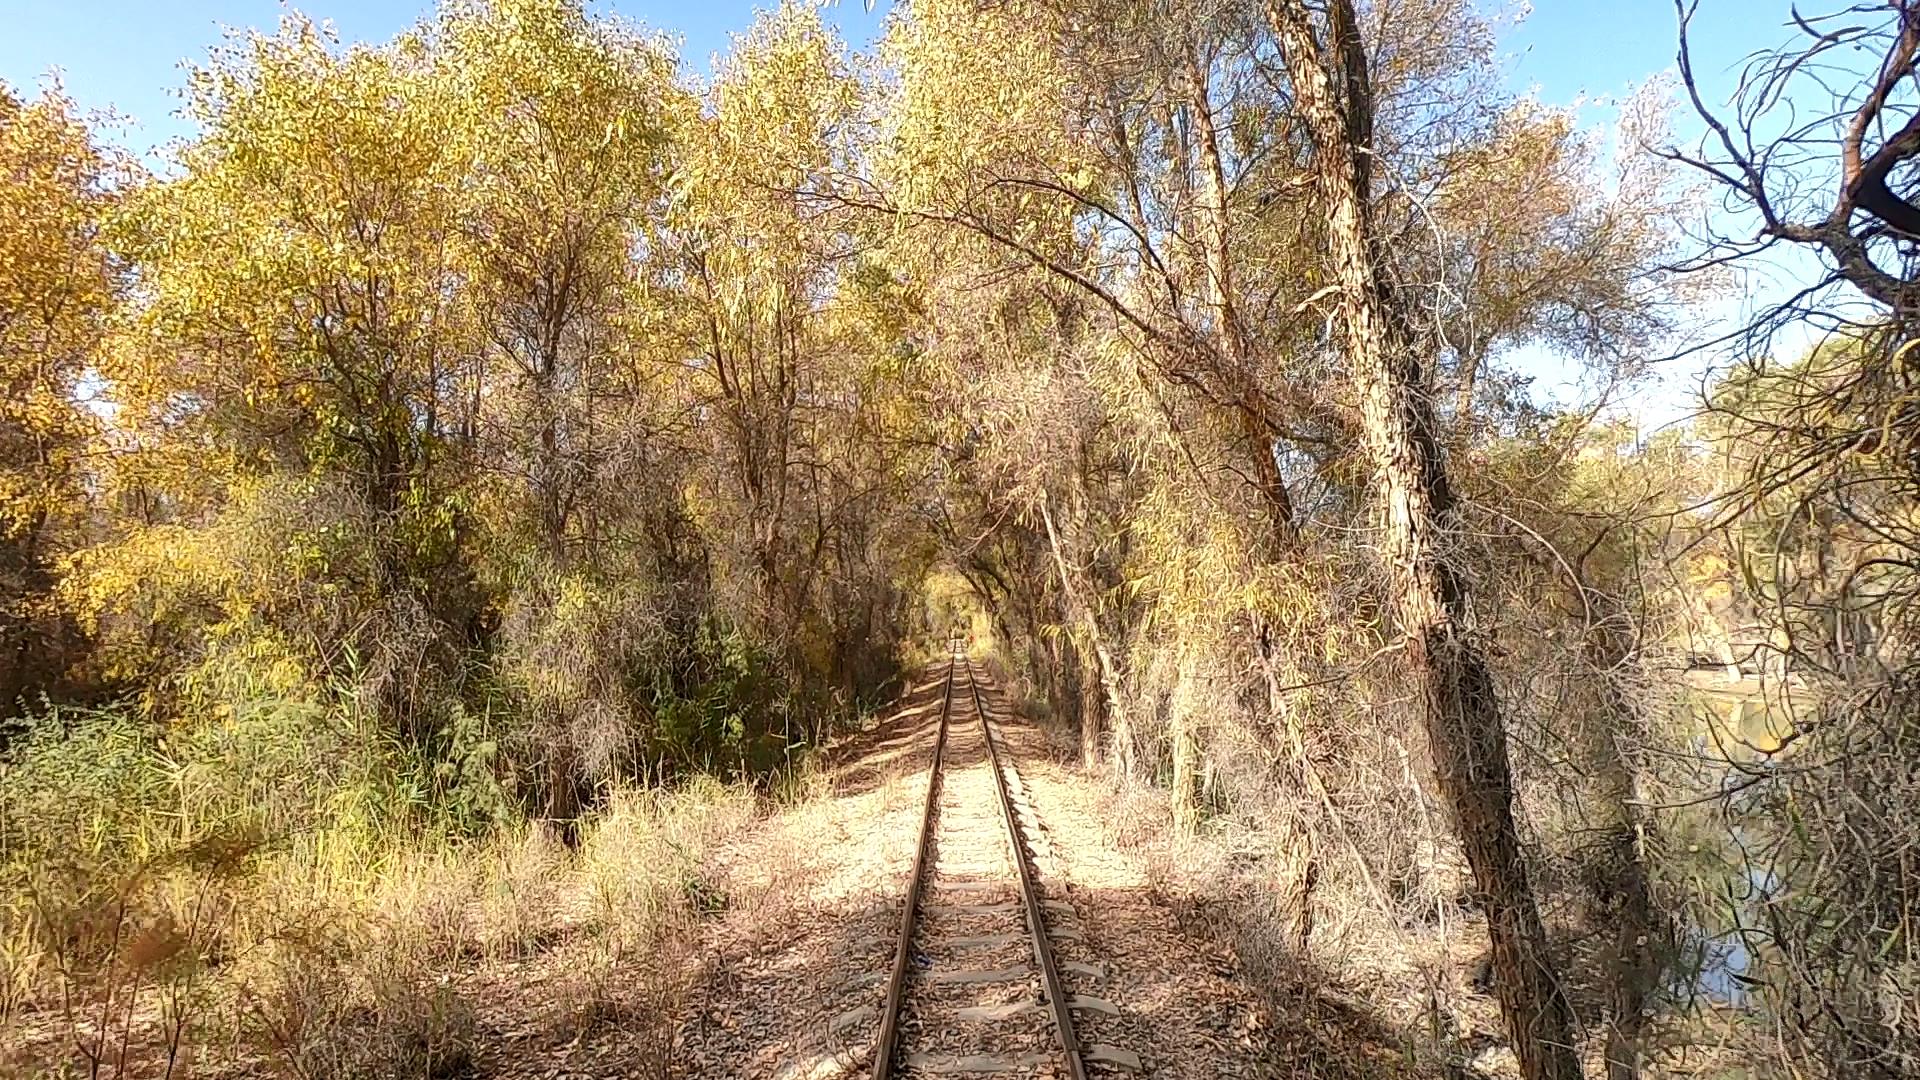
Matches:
[963,659,1089,1080]
[870,655,956,1080]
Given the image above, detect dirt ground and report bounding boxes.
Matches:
[668,667,1289,1080]
[6,666,1433,1080]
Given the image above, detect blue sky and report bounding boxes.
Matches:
[0,1,1827,424]
[1506,2,1766,104]
[0,0,894,152]
[0,1,1786,156]
[1497,4,1829,422]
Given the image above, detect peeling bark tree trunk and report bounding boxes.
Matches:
[1265,3,1583,1078]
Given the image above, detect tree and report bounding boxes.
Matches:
[0,85,123,715]
[1666,1,1920,1074]
[94,14,485,731]
[665,3,854,635]
[439,0,682,828]
[1263,2,1583,1077]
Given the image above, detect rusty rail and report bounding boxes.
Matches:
[870,655,954,1080]
[965,660,1088,1080]
[870,655,1086,1080]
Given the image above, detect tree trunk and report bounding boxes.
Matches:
[542,750,582,847]
[1582,599,1665,1080]
[1265,3,1583,1078]
[1185,52,1300,551]
[1051,628,1095,760]
[1185,49,1242,375]
[1170,653,1201,833]
[1601,822,1657,1080]
[1078,664,1106,767]
[1455,340,1485,424]
[1040,495,1135,775]
[1254,616,1321,947]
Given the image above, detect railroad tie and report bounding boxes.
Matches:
[898,1045,1141,1075]
[953,995,1122,1021]
[869,656,1129,1080]
[901,1052,1053,1074]
[943,928,1085,947]
[925,965,1031,985]
[923,899,1074,917]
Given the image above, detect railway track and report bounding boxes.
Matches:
[869,655,1139,1078]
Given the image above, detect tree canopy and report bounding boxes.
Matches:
[3,3,1916,1079]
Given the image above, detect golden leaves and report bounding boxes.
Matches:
[0,85,123,540]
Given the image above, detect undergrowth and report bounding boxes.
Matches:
[0,700,762,1079]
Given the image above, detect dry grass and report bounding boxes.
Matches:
[1090,762,1498,1078]
[246,945,478,1080]
[0,781,761,1080]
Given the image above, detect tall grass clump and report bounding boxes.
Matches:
[1,688,772,1078]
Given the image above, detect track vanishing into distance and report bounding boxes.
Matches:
[869,655,1140,1078]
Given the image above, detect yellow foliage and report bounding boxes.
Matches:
[0,84,121,539]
